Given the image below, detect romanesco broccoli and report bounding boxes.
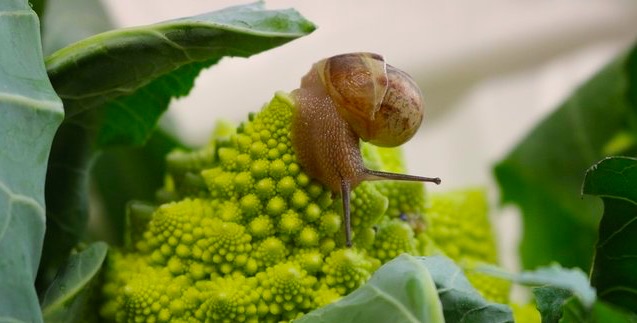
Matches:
[100,92,508,322]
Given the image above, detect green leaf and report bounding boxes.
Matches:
[534,287,573,322]
[583,156,637,202]
[46,1,316,146]
[480,263,602,322]
[479,250,637,322]
[561,297,637,323]
[296,254,445,323]
[583,156,637,314]
[29,0,45,18]
[0,0,64,321]
[41,242,108,323]
[38,2,315,288]
[493,43,637,271]
[481,264,595,308]
[421,256,513,323]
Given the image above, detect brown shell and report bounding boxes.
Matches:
[318,52,424,147]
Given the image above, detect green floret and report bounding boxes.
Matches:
[277,210,303,237]
[256,262,317,321]
[425,188,497,263]
[101,252,198,323]
[318,210,341,237]
[295,226,320,247]
[290,248,324,274]
[140,199,215,263]
[361,145,427,219]
[199,218,253,275]
[348,182,388,237]
[321,249,380,295]
[313,285,342,308]
[100,92,507,322]
[253,237,288,270]
[247,215,275,239]
[199,274,260,323]
[369,219,417,264]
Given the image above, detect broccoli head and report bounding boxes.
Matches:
[100,93,507,322]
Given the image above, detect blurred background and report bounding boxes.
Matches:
[102,0,637,274]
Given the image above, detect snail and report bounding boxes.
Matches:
[291,52,441,247]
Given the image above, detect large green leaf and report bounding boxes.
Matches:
[38,1,315,290]
[479,260,637,322]
[46,1,316,145]
[298,255,513,323]
[36,0,115,291]
[481,263,594,322]
[583,156,637,314]
[0,0,64,321]
[493,44,637,271]
[41,242,108,323]
[296,254,445,323]
[481,264,595,307]
[421,256,513,323]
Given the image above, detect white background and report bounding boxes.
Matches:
[103,0,637,279]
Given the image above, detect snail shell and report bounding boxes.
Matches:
[291,52,440,247]
[317,53,424,147]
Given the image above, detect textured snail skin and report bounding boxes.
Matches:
[292,63,367,194]
[291,53,440,246]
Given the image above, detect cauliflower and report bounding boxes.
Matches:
[100,92,507,322]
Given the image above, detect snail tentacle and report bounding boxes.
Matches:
[361,168,442,185]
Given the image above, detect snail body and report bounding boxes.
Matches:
[291,53,440,247]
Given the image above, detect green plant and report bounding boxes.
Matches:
[96,93,508,322]
[1,0,636,322]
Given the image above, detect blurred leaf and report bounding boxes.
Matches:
[582,156,637,202]
[534,287,572,322]
[39,1,315,290]
[421,256,513,323]
[41,0,113,56]
[41,242,108,323]
[493,43,637,271]
[90,129,184,244]
[583,156,637,314]
[0,0,64,321]
[29,0,45,18]
[296,254,445,323]
[561,297,637,323]
[481,264,595,307]
[479,262,637,322]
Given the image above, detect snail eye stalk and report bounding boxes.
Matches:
[362,169,441,185]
